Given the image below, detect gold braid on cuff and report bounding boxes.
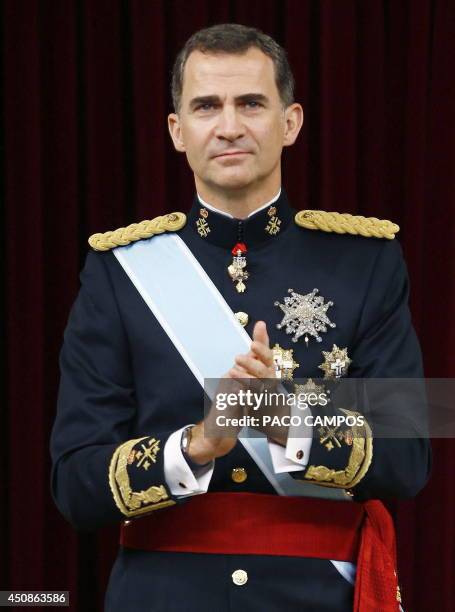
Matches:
[304,409,373,489]
[108,437,175,517]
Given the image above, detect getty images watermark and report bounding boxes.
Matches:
[203,378,455,439]
[213,388,365,429]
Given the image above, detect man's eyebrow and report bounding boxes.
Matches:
[188,93,269,109]
[188,95,220,109]
[235,93,269,105]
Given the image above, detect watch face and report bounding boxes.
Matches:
[181,427,192,453]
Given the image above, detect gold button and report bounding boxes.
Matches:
[234,312,249,327]
[231,467,247,483]
[232,569,248,586]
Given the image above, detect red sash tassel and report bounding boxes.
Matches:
[354,500,400,612]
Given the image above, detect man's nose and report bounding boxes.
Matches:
[214,106,245,141]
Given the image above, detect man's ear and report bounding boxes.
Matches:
[282,103,304,147]
[167,113,186,152]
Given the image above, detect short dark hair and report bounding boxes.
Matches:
[171,23,295,112]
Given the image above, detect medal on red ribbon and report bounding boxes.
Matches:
[228,242,249,293]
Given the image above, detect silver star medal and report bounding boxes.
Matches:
[319,344,351,379]
[272,344,300,380]
[275,288,336,347]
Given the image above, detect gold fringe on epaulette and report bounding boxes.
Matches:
[295,210,399,240]
[88,212,187,251]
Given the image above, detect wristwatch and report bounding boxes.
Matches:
[180,426,211,471]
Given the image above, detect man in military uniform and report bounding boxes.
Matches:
[50,24,431,611]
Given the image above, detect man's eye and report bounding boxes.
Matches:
[245,100,261,108]
[197,103,215,111]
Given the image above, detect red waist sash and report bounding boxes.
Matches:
[120,492,400,612]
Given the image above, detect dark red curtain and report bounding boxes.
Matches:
[2,1,454,610]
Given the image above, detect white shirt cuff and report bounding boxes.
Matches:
[268,404,313,473]
[163,425,215,498]
[268,439,305,473]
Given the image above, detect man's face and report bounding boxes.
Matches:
[168,47,302,193]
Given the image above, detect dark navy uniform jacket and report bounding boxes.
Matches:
[50,191,431,611]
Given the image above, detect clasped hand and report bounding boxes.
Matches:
[188,321,288,465]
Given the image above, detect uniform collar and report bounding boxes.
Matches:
[198,189,282,218]
[187,189,294,250]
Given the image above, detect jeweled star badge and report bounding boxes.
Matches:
[318,344,351,379]
[274,288,336,346]
[272,344,300,380]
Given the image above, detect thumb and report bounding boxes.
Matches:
[253,321,269,347]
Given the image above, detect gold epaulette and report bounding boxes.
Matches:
[295,210,399,240]
[88,212,187,252]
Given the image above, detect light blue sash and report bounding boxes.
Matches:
[114,233,356,579]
